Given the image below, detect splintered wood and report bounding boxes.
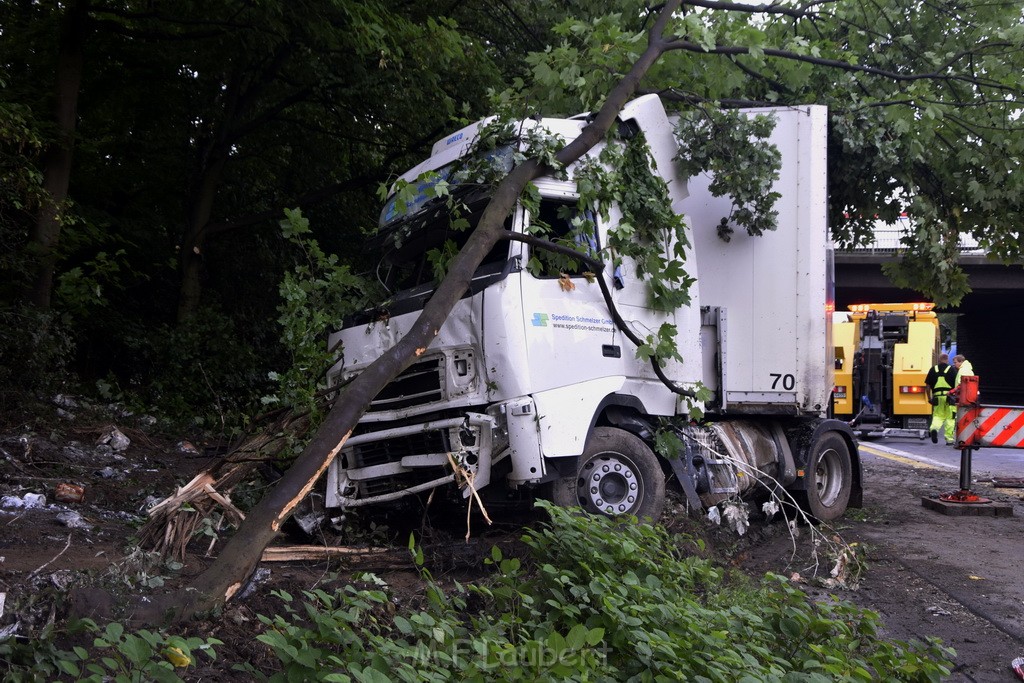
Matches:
[260,545,408,569]
[138,406,318,561]
[138,471,247,561]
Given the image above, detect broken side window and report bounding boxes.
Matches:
[526,199,599,279]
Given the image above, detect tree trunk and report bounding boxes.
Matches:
[26,0,89,309]
[176,152,228,323]
[141,0,680,625]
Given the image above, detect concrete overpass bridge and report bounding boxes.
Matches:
[835,226,1024,405]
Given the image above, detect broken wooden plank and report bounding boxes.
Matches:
[260,545,406,564]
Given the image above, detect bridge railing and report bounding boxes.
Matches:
[834,220,983,255]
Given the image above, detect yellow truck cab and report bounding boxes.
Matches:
[833,303,940,438]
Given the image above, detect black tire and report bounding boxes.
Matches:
[798,431,853,522]
[551,427,665,522]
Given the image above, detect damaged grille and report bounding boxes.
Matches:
[347,424,455,499]
[361,470,450,497]
[350,429,449,468]
[331,412,495,508]
[367,356,444,412]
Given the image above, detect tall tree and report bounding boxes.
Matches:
[3,0,510,318]
[502,0,1024,305]
[24,0,90,309]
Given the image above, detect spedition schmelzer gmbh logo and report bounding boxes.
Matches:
[531,311,613,332]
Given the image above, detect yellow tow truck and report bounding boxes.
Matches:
[833,303,940,438]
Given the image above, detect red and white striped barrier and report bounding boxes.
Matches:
[954,376,1024,450]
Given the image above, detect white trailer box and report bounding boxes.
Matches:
[679,105,833,415]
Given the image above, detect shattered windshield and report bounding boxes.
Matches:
[376,190,513,293]
[375,145,516,293]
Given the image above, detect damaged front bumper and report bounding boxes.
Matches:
[325,412,504,509]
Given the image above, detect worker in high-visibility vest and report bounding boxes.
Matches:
[925,353,957,444]
[952,354,974,388]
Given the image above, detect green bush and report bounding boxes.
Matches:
[249,504,955,682]
[121,305,270,429]
[0,619,221,683]
[262,208,377,418]
[0,507,954,682]
[0,304,76,396]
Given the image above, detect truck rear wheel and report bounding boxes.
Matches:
[552,427,665,522]
[797,431,852,522]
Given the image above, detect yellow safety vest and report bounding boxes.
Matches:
[931,365,953,395]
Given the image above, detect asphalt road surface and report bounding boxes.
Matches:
[857,434,1024,482]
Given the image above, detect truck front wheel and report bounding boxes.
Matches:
[797,432,853,522]
[552,427,665,522]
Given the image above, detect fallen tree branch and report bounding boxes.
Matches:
[28,533,72,580]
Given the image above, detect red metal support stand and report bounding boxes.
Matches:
[939,376,990,504]
[938,445,990,504]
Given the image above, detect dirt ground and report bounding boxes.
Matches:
[2,407,1023,681]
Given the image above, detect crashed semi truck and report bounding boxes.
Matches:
[324,95,861,522]
[832,303,940,439]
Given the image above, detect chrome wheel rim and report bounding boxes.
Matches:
[577,452,643,515]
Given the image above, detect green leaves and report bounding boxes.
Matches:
[675,109,782,241]
[5,510,947,681]
[508,0,1024,306]
[265,208,378,417]
[174,505,950,681]
[573,131,694,314]
[0,618,223,683]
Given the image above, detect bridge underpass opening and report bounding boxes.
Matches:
[835,257,1024,406]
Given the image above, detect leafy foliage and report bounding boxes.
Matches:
[675,109,782,241]
[0,618,221,683]
[264,209,377,417]
[0,97,46,295]
[512,0,1024,306]
[247,504,953,682]
[119,306,268,430]
[0,305,75,395]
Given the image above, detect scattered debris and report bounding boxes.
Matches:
[1012,656,1024,681]
[54,483,86,504]
[57,511,94,530]
[49,569,76,591]
[141,472,247,560]
[1,492,46,509]
[706,501,753,536]
[96,427,130,453]
[176,440,199,455]
[993,478,1024,488]
[53,394,78,409]
[236,567,272,601]
[722,502,750,535]
[291,493,326,537]
[140,495,162,512]
[927,606,952,616]
[61,443,91,461]
[93,466,122,480]
[261,545,397,563]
